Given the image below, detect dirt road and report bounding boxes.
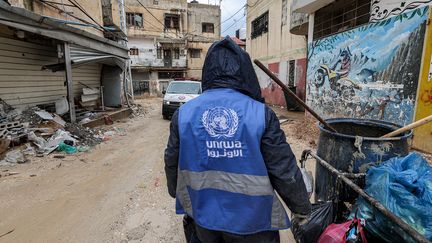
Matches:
[0,98,312,243]
[0,98,184,243]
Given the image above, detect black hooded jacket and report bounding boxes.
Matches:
[164,37,311,216]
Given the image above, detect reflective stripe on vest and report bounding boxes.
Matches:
[176,169,289,229]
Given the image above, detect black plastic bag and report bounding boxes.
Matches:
[292,202,335,243]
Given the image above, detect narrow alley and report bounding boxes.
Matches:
[0,98,184,242]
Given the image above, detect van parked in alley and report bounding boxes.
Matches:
[162,80,202,119]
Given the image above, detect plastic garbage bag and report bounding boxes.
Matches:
[318,217,367,243]
[292,202,335,243]
[57,142,77,154]
[355,153,432,242]
[4,149,26,164]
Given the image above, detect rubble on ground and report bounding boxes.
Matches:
[130,103,146,118]
[0,98,138,167]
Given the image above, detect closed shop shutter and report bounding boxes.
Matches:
[72,64,102,98]
[0,36,66,108]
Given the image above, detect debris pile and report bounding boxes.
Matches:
[130,103,146,118]
[0,98,127,166]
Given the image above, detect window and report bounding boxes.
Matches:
[153,0,158,4]
[158,71,184,79]
[157,48,162,59]
[314,0,370,40]
[189,49,201,58]
[281,0,288,26]
[130,48,139,56]
[202,23,214,33]
[126,12,143,27]
[251,11,269,39]
[164,14,180,29]
[173,48,180,59]
[288,60,295,87]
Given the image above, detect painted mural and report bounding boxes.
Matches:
[371,0,432,22]
[306,7,429,126]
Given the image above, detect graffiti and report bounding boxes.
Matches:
[421,89,432,106]
[371,0,432,22]
[306,7,429,125]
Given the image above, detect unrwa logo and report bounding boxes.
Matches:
[202,107,239,138]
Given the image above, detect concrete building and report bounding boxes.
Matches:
[291,0,432,152]
[125,0,220,96]
[246,0,308,108]
[186,1,221,80]
[0,0,129,122]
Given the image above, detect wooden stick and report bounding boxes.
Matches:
[254,59,338,133]
[382,114,432,138]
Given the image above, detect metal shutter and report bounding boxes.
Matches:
[0,36,66,108]
[72,64,102,98]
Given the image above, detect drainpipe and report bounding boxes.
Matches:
[307,12,314,45]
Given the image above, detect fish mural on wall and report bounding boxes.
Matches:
[306,7,429,126]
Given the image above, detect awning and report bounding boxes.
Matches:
[42,45,127,72]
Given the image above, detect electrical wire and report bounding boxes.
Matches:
[222,14,246,35]
[67,0,104,29]
[35,0,102,30]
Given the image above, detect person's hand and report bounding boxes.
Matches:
[292,213,309,226]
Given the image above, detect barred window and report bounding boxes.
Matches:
[251,11,269,39]
[126,13,143,27]
[165,14,180,29]
[130,48,139,56]
[314,0,370,40]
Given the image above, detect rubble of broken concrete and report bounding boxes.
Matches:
[0,98,143,166]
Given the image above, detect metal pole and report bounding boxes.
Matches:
[254,59,338,133]
[64,42,76,123]
[302,150,431,243]
[100,86,105,111]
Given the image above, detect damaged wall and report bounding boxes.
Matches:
[306,7,429,126]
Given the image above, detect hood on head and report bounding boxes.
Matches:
[201,36,263,102]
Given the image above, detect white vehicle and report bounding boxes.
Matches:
[162,80,202,119]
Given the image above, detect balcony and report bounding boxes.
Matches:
[292,0,335,14]
[290,2,309,36]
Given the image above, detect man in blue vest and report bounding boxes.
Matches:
[165,37,311,243]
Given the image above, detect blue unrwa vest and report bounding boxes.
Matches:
[176,88,290,235]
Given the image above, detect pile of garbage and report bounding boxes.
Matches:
[293,152,432,243]
[0,99,122,166]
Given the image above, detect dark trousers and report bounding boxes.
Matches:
[183,215,280,243]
